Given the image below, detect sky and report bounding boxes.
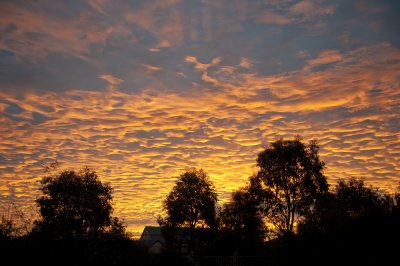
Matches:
[0,0,399,237]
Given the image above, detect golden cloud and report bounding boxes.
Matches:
[1,43,399,238]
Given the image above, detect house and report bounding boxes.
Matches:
[139,226,215,255]
[139,226,166,254]
[139,226,191,255]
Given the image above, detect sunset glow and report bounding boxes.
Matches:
[1,0,399,237]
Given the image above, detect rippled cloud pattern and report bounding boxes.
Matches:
[1,0,399,236]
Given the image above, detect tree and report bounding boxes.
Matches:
[34,167,124,238]
[394,183,400,215]
[219,187,266,254]
[307,177,387,230]
[158,168,217,251]
[252,137,328,235]
[334,178,382,217]
[297,178,399,265]
[0,202,33,239]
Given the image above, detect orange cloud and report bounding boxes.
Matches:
[100,75,124,85]
[141,64,162,72]
[0,2,132,62]
[1,43,399,238]
[239,57,253,69]
[307,50,343,66]
[123,1,184,48]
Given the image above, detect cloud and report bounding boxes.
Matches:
[148,39,171,52]
[0,1,399,238]
[239,57,253,69]
[88,0,110,14]
[100,75,124,85]
[295,50,310,58]
[289,0,335,19]
[185,56,222,71]
[257,9,292,25]
[354,0,387,15]
[123,1,184,47]
[141,64,162,72]
[253,0,335,26]
[184,56,224,86]
[0,1,132,62]
[307,50,343,66]
[1,43,399,237]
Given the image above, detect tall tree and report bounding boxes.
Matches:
[252,137,328,235]
[34,167,124,238]
[158,168,217,251]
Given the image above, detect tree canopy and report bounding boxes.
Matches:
[34,167,124,238]
[299,177,392,235]
[251,137,328,235]
[295,178,399,266]
[159,168,217,230]
[158,168,218,253]
[219,187,266,253]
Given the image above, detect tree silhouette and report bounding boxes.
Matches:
[296,177,399,265]
[0,202,32,239]
[219,187,266,254]
[335,178,382,216]
[252,137,328,235]
[34,167,124,238]
[158,168,217,252]
[300,177,388,234]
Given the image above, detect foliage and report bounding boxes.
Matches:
[299,177,393,235]
[34,167,124,238]
[334,178,383,216]
[252,137,328,235]
[219,187,266,254]
[159,168,217,229]
[0,202,33,239]
[294,177,400,265]
[158,168,217,252]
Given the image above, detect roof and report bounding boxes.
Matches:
[139,226,166,247]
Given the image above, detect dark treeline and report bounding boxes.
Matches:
[158,137,400,265]
[1,167,147,266]
[1,137,399,266]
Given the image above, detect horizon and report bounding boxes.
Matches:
[0,0,399,237]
